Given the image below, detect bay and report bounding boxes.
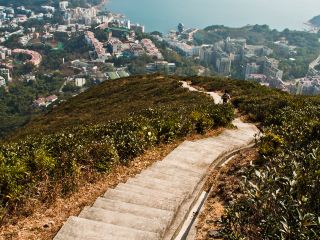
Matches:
[104,0,320,33]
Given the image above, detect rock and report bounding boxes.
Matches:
[43,221,55,229]
[208,229,223,238]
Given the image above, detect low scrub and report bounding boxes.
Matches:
[0,101,234,223]
[189,76,320,239]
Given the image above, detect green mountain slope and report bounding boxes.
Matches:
[0,74,234,222]
[14,75,224,138]
[2,73,320,239]
[309,15,320,27]
[189,76,320,239]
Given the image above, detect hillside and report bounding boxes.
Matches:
[13,75,222,138]
[188,76,320,239]
[0,74,234,226]
[309,15,320,27]
[2,74,320,239]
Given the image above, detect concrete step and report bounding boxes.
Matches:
[138,170,200,186]
[161,156,209,171]
[79,207,167,235]
[175,141,217,155]
[134,174,197,191]
[93,197,174,222]
[157,161,206,175]
[148,163,202,179]
[126,178,189,196]
[54,216,159,240]
[103,189,179,211]
[151,161,203,178]
[116,182,183,201]
[166,144,212,160]
[142,167,201,182]
[55,232,128,240]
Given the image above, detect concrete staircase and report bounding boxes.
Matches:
[54,118,258,240]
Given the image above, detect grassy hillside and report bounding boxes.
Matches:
[0,74,234,223]
[189,76,320,239]
[3,73,319,239]
[13,75,223,138]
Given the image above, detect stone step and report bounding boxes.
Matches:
[93,198,174,222]
[138,169,200,185]
[142,167,201,182]
[161,155,210,170]
[166,144,212,159]
[54,216,159,240]
[135,174,197,191]
[79,207,167,234]
[55,232,128,240]
[174,141,217,155]
[148,163,203,179]
[155,160,206,174]
[182,141,226,158]
[116,182,183,201]
[196,137,241,150]
[103,189,179,211]
[126,178,189,196]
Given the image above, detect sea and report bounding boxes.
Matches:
[103,0,320,33]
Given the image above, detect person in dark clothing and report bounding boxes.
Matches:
[222,90,231,104]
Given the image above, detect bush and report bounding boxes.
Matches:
[0,98,234,222]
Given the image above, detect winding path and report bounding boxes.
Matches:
[54,82,259,240]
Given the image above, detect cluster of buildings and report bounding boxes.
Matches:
[0,46,11,60]
[196,37,276,76]
[140,38,163,59]
[0,5,54,28]
[274,37,297,56]
[282,76,320,95]
[163,25,199,56]
[146,61,176,74]
[244,57,284,86]
[61,3,98,26]
[82,17,162,63]
[85,31,107,60]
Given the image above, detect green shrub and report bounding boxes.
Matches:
[0,90,234,221]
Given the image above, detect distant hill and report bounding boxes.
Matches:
[309,15,320,27]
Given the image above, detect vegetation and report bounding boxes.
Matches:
[0,72,65,139]
[0,75,234,223]
[309,15,320,28]
[190,76,320,239]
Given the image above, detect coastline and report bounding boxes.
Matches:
[95,0,108,10]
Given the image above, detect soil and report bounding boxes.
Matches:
[0,128,224,240]
[195,148,259,240]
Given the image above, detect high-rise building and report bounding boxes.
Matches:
[216,57,231,76]
[245,63,260,80]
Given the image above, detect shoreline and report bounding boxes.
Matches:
[95,0,108,10]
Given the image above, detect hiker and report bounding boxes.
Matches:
[222,90,231,104]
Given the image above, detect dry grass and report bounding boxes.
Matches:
[195,148,259,240]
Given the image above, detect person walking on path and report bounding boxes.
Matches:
[222,90,231,104]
